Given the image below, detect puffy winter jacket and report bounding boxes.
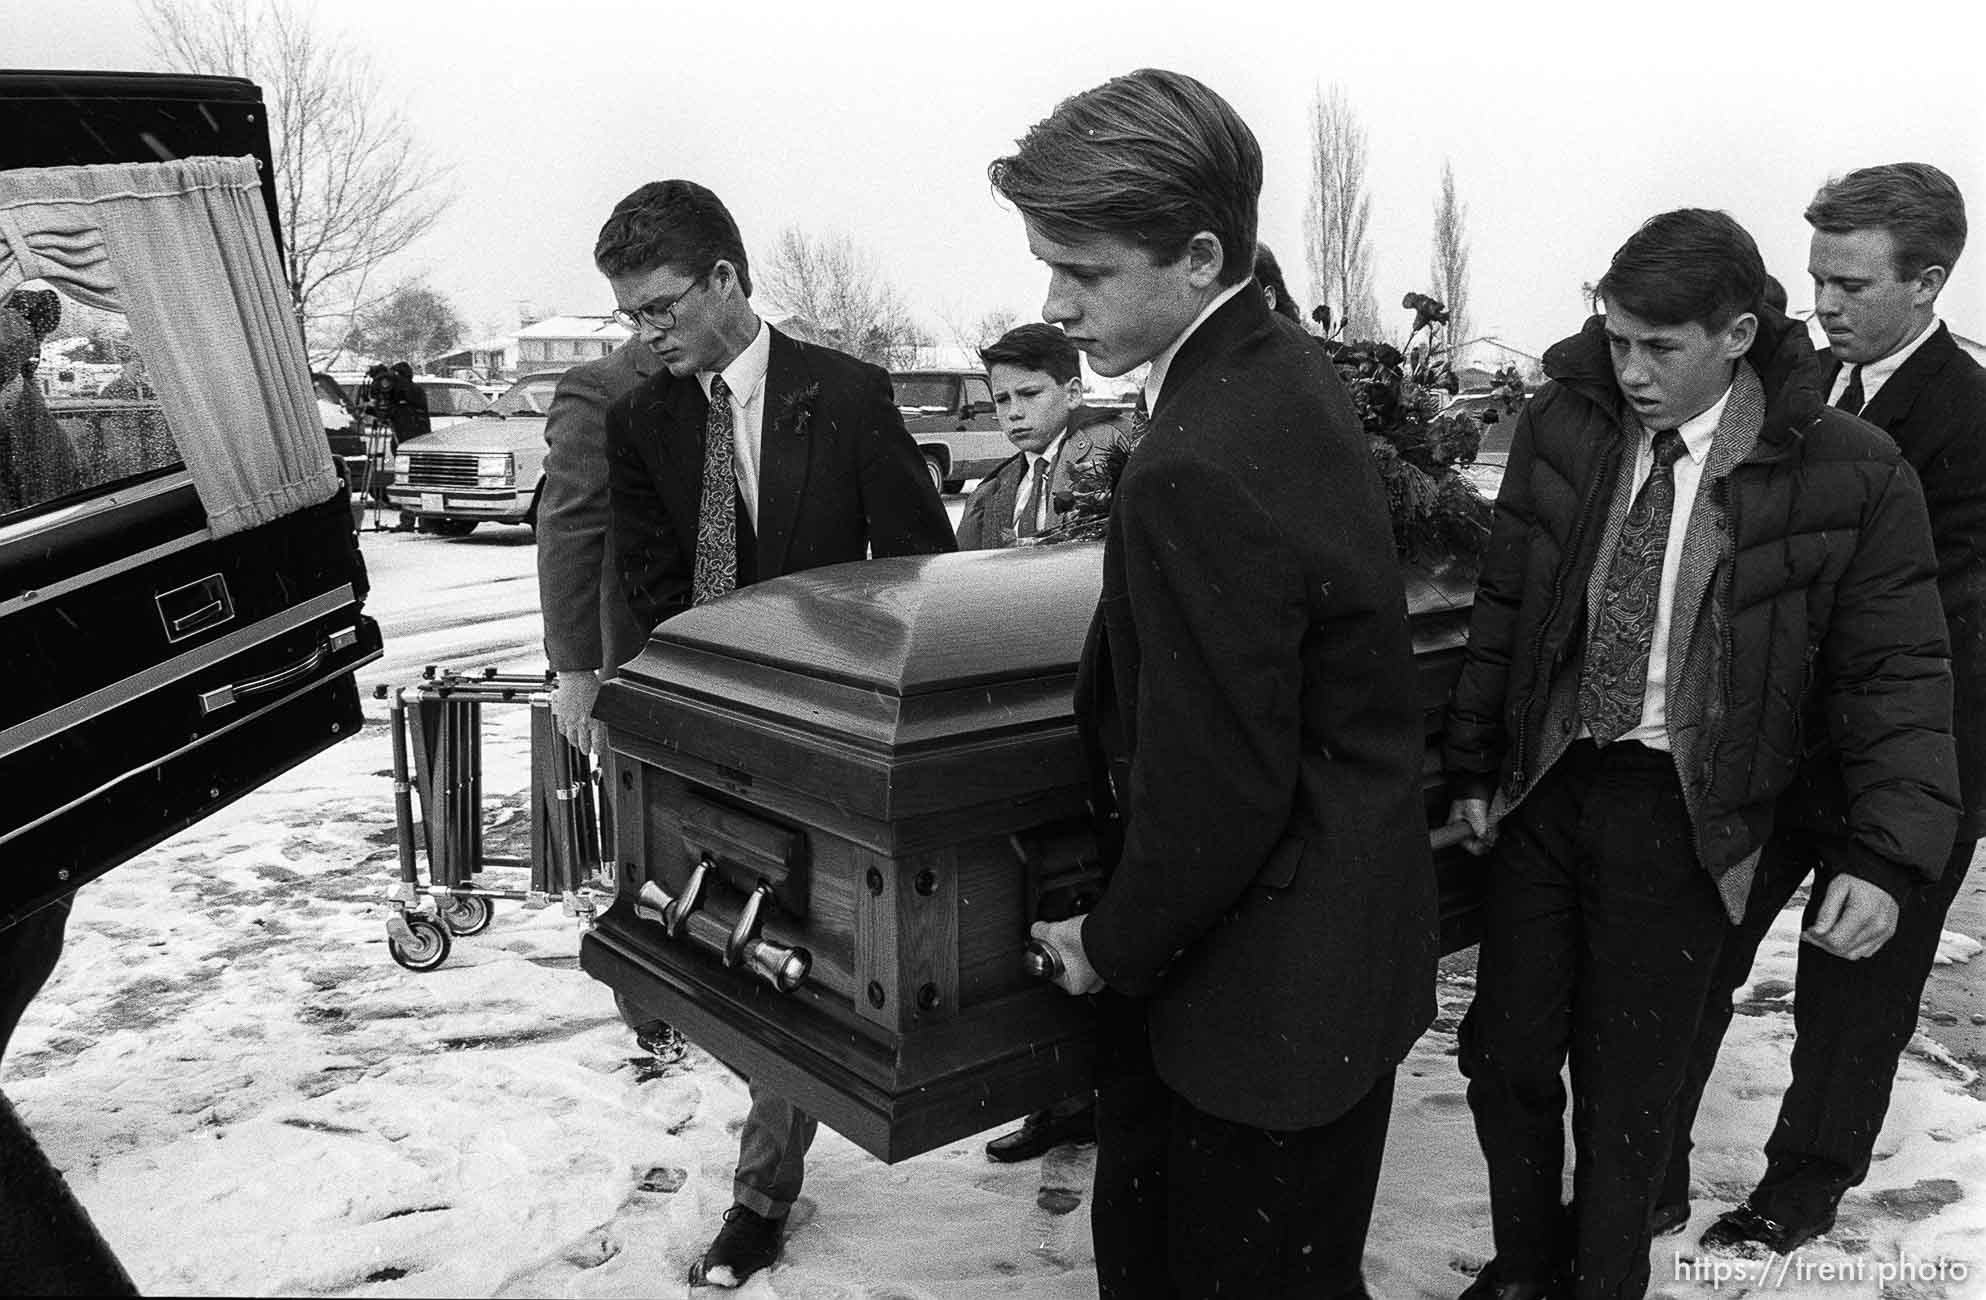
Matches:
[1443,307,1959,906]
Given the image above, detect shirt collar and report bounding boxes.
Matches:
[1856,313,1941,393]
[697,318,772,405]
[1024,428,1068,472]
[1663,381,1730,463]
[1142,281,1248,414]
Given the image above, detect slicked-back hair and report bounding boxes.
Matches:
[979,323,1082,384]
[1596,208,1766,331]
[988,68,1261,287]
[1806,162,1966,281]
[1254,241,1301,322]
[594,180,752,297]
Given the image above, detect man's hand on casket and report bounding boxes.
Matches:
[1448,797,1497,855]
[552,670,605,755]
[1029,916,1104,995]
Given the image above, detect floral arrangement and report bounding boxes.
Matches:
[1031,292,1493,572]
[1325,293,1492,570]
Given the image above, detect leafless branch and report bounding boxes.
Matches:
[141,0,453,363]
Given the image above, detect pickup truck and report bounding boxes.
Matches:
[889,368,1013,493]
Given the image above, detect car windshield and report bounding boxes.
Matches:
[891,376,955,409]
[494,377,560,417]
[421,383,491,416]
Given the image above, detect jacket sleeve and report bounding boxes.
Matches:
[607,394,693,638]
[853,365,958,558]
[953,474,999,550]
[537,361,614,672]
[1818,457,1961,893]
[1079,458,1306,997]
[1441,389,1552,793]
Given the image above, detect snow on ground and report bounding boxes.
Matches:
[7,527,1986,1298]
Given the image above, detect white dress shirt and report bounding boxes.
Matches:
[1143,281,1249,414]
[1012,429,1068,535]
[1606,384,1731,750]
[1828,314,1940,411]
[695,318,772,528]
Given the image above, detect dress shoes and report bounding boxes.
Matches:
[983,1103,1096,1163]
[1457,1260,1564,1300]
[1698,1200,1835,1254]
[1648,1200,1691,1237]
[689,1204,783,1288]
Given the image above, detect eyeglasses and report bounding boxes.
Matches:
[611,275,707,331]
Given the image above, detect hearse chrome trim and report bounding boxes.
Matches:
[0,468,199,546]
[0,584,356,762]
[0,524,211,618]
[0,635,381,851]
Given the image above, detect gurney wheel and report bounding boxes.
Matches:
[388,914,452,972]
[439,892,494,937]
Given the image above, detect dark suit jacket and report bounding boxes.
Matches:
[1819,324,1986,839]
[954,406,1131,549]
[607,325,956,637]
[537,338,660,675]
[1075,287,1436,1131]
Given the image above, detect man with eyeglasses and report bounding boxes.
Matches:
[595,179,955,1288]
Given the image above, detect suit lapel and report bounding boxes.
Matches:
[755,327,810,578]
[1856,323,1954,432]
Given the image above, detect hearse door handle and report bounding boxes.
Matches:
[196,629,355,716]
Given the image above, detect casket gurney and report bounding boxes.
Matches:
[583,543,1481,1162]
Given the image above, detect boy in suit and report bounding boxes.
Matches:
[954,322,1129,552]
[1443,208,1956,1300]
[999,69,1436,1299]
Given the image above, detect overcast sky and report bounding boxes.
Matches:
[9,0,1983,358]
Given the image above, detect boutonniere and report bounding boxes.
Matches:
[777,381,822,436]
[1024,410,1148,546]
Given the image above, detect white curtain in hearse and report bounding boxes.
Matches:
[0,156,335,537]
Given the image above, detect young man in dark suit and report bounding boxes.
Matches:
[997,69,1436,1300]
[1659,163,1986,1255]
[1443,209,1957,1300]
[954,322,1129,554]
[596,180,956,1288]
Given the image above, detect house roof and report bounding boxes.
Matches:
[515,315,632,342]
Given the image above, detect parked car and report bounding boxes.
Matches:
[889,368,1010,493]
[382,371,562,536]
[412,375,496,430]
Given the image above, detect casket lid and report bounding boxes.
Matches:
[647,543,1102,697]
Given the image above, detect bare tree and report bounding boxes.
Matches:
[343,280,465,367]
[759,226,927,368]
[140,0,452,361]
[1302,84,1381,339]
[1430,160,1472,354]
[936,299,1021,357]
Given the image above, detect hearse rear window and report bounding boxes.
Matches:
[2,283,182,523]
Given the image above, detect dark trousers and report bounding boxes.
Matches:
[1660,832,1978,1226]
[1459,740,1731,1300]
[1090,992,1395,1300]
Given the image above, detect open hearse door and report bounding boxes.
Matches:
[1,70,381,1287]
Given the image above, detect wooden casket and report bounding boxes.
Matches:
[582,542,1481,1163]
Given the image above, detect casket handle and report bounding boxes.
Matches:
[727,882,812,993]
[1022,939,1065,981]
[634,856,710,937]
